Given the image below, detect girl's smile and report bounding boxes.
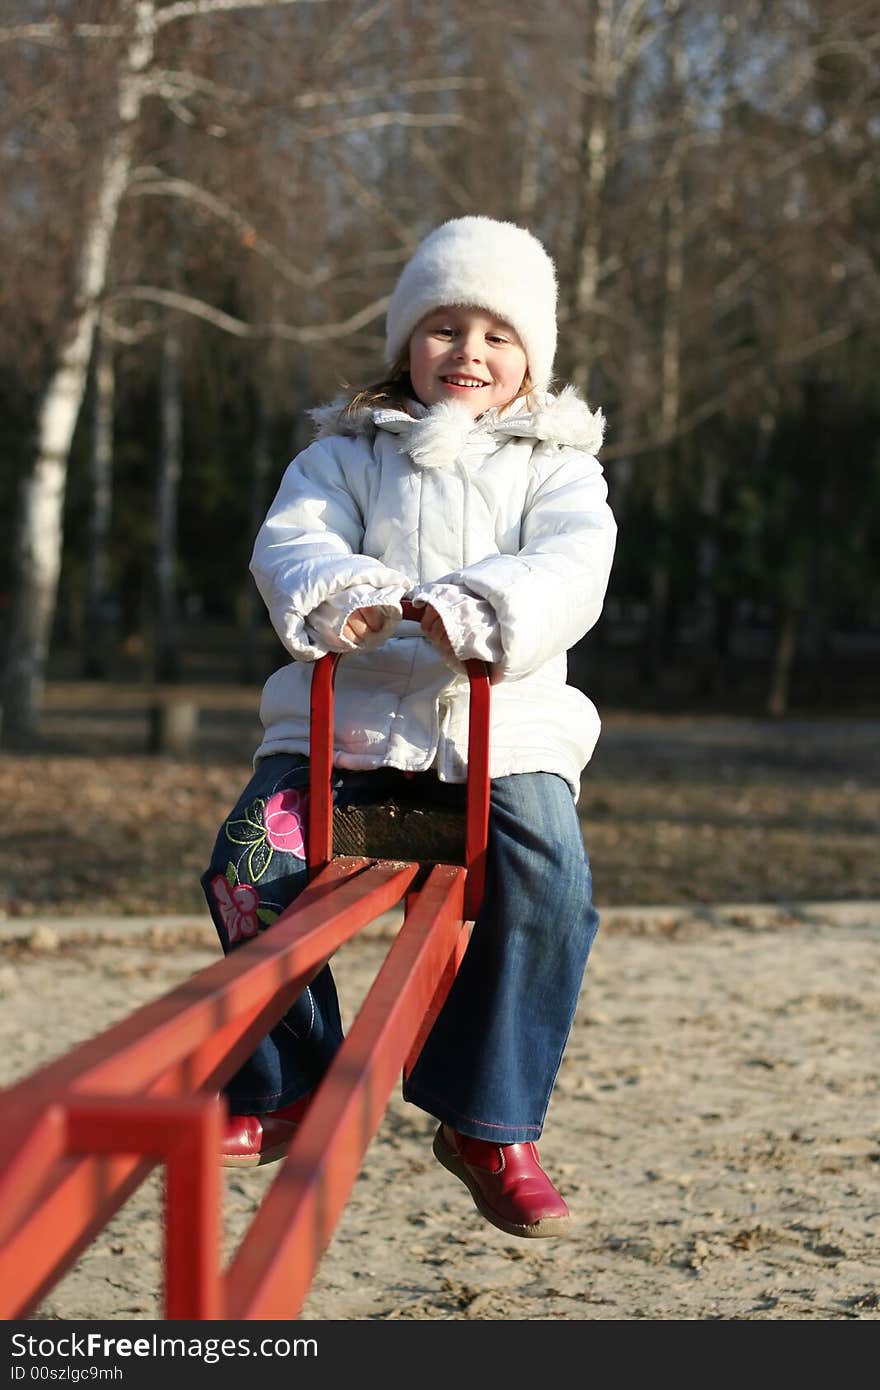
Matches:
[408,305,529,418]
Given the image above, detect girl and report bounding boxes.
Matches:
[202,215,617,1239]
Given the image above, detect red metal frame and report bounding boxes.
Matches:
[308,597,491,919]
[0,606,491,1320]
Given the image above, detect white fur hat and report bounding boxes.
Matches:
[384,216,558,391]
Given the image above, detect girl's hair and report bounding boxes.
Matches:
[341,349,416,418]
[340,349,535,422]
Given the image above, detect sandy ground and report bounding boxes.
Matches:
[2,900,878,1322]
[3,709,878,919]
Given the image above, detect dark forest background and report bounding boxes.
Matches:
[2,0,878,747]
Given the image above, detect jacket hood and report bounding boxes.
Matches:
[308,386,605,471]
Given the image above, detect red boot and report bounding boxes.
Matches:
[220,1091,313,1168]
[220,1114,297,1168]
[433,1124,571,1238]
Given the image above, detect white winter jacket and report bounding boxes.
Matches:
[250,386,617,795]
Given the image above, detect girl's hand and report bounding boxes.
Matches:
[342,606,387,643]
[418,603,457,666]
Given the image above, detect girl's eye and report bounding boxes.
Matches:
[488,335,508,345]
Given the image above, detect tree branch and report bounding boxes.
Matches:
[293,76,486,109]
[155,0,329,25]
[127,174,312,288]
[408,132,473,212]
[604,317,878,463]
[296,111,475,140]
[0,22,124,44]
[107,284,389,342]
[317,0,393,71]
[146,67,248,110]
[324,156,414,247]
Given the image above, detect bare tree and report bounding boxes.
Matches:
[83,320,117,678]
[1,2,154,744]
[0,0,474,744]
[3,0,877,737]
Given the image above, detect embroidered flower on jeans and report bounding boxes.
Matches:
[224,786,308,882]
[210,875,260,944]
[264,787,308,857]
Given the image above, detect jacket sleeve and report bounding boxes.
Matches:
[249,439,413,660]
[413,448,617,680]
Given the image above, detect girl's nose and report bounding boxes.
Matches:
[455,335,483,361]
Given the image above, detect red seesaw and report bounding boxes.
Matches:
[0,601,490,1319]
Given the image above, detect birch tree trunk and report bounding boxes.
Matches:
[643,166,683,681]
[83,324,117,679]
[642,8,686,684]
[238,377,274,684]
[154,314,183,683]
[0,0,154,746]
[566,0,612,395]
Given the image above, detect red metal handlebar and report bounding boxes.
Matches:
[307,598,491,920]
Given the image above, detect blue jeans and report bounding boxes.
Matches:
[201,755,599,1143]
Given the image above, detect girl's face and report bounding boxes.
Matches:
[408,305,528,418]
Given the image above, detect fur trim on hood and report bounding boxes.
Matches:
[308,385,605,471]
